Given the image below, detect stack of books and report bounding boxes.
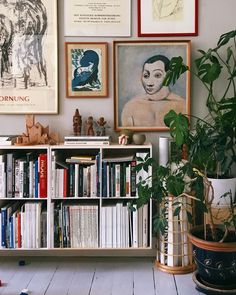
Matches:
[64,135,111,145]
[0,135,18,146]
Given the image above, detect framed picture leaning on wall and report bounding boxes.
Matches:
[138,0,198,37]
[113,40,191,132]
[65,42,108,98]
[0,0,58,114]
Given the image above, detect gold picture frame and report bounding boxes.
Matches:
[65,42,108,98]
[113,40,191,131]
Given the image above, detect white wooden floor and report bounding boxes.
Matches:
[0,257,202,295]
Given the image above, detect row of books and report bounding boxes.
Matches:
[51,152,150,199]
[53,204,98,248]
[53,202,149,249]
[51,152,100,198]
[100,203,149,248]
[0,152,47,199]
[0,202,47,249]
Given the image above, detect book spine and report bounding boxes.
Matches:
[130,160,136,197]
[7,153,14,198]
[1,208,7,247]
[63,168,68,198]
[38,154,47,198]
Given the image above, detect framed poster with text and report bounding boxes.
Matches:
[64,0,131,37]
[0,0,58,114]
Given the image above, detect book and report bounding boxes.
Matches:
[103,154,135,163]
[64,135,110,141]
[38,153,47,198]
[64,140,110,146]
[0,135,18,145]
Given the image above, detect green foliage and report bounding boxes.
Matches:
[137,30,236,241]
[164,30,236,178]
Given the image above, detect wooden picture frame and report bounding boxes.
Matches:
[0,0,58,114]
[113,40,191,132]
[138,0,198,37]
[65,42,108,98]
[64,0,131,37]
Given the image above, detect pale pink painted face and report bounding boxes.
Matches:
[141,60,166,95]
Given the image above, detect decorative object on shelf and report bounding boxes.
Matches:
[65,42,108,98]
[132,133,146,145]
[85,116,95,136]
[15,115,59,145]
[73,108,82,136]
[119,129,133,144]
[113,40,190,132]
[118,134,129,145]
[137,0,198,37]
[96,117,107,136]
[64,0,131,37]
[0,0,58,114]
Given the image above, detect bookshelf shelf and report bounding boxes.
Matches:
[0,143,153,256]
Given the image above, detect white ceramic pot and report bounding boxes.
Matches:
[208,177,236,206]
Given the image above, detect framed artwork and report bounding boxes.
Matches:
[64,0,131,37]
[65,42,108,98]
[0,0,58,114]
[113,40,191,132]
[138,0,198,37]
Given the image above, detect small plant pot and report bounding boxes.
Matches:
[188,226,236,290]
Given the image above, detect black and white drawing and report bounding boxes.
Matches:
[0,0,58,114]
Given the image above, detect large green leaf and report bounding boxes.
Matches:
[164,110,189,146]
[163,56,188,86]
[217,30,236,48]
[198,62,222,83]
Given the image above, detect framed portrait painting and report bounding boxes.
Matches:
[65,42,108,98]
[0,0,58,114]
[138,0,198,37]
[113,40,191,132]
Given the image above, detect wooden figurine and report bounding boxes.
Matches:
[73,108,82,136]
[15,115,59,145]
[96,117,107,136]
[85,116,95,136]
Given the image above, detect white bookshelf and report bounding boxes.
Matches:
[0,143,153,256]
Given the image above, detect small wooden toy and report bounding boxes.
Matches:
[15,115,59,145]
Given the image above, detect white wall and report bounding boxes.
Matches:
[0,0,235,157]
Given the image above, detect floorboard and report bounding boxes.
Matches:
[153,268,176,295]
[0,257,204,295]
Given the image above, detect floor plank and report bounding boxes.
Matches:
[153,268,176,295]
[0,260,19,295]
[133,260,156,295]
[44,261,78,295]
[175,273,201,295]
[67,261,96,295]
[0,260,40,295]
[26,261,58,295]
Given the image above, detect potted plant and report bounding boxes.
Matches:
[136,30,236,291]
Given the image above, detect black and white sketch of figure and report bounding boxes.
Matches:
[0,0,48,89]
[153,0,183,20]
